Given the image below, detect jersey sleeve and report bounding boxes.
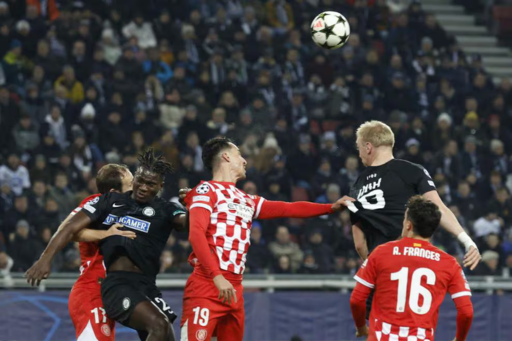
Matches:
[185,182,217,213]
[353,251,379,289]
[166,201,187,223]
[81,192,111,222]
[71,194,102,216]
[448,264,472,300]
[252,195,265,219]
[401,162,436,195]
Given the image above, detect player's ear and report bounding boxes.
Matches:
[221,152,230,163]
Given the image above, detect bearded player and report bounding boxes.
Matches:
[180,136,355,341]
[26,164,135,341]
[350,196,473,340]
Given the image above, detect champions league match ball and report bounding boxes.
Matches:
[311,11,350,50]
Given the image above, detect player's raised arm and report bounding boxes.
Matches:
[423,190,481,270]
[254,195,355,219]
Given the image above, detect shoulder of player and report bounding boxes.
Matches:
[391,159,424,172]
[373,240,401,254]
[79,193,101,207]
[432,245,459,265]
[157,198,187,215]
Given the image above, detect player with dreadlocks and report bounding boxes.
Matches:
[26,148,187,341]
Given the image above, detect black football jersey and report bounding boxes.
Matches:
[81,191,186,279]
[349,159,436,252]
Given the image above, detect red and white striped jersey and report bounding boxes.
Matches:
[355,237,471,341]
[71,193,106,287]
[186,181,265,275]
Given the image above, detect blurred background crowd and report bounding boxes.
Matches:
[0,0,512,280]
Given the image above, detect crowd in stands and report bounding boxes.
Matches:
[0,0,512,279]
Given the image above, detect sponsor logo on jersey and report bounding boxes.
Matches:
[193,195,210,202]
[101,324,111,336]
[413,243,422,247]
[196,184,210,194]
[196,329,208,341]
[103,214,151,233]
[143,207,155,217]
[227,202,254,221]
[123,298,131,310]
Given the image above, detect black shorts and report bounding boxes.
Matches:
[101,271,177,325]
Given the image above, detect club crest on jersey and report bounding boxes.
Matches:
[143,207,155,217]
[101,324,111,336]
[196,184,210,194]
[123,298,130,310]
[87,197,100,205]
[103,214,151,233]
[196,329,208,341]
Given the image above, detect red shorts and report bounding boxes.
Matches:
[69,285,116,341]
[180,273,244,341]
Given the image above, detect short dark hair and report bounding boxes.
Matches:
[406,195,441,238]
[202,136,234,170]
[137,147,173,178]
[96,164,129,194]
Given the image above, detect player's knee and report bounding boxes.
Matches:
[148,315,171,338]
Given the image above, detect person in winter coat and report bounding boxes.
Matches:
[12,114,39,153]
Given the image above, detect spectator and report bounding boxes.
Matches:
[54,66,84,104]
[8,220,42,272]
[12,114,40,154]
[304,230,334,273]
[473,250,501,276]
[142,47,173,84]
[268,226,304,272]
[122,14,157,49]
[246,223,271,273]
[0,153,30,196]
[42,104,67,149]
[473,212,503,238]
[48,172,75,218]
[100,29,122,66]
[487,187,512,226]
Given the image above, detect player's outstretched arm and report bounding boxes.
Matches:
[256,196,355,220]
[55,210,136,243]
[423,190,481,270]
[25,211,92,286]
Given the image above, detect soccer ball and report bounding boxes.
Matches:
[311,11,350,50]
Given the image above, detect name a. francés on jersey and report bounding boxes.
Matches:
[392,245,441,261]
[103,214,151,233]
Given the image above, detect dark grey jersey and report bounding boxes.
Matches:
[349,159,436,252]
[82,191,186,279]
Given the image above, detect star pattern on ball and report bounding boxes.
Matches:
[311,14,349,49]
